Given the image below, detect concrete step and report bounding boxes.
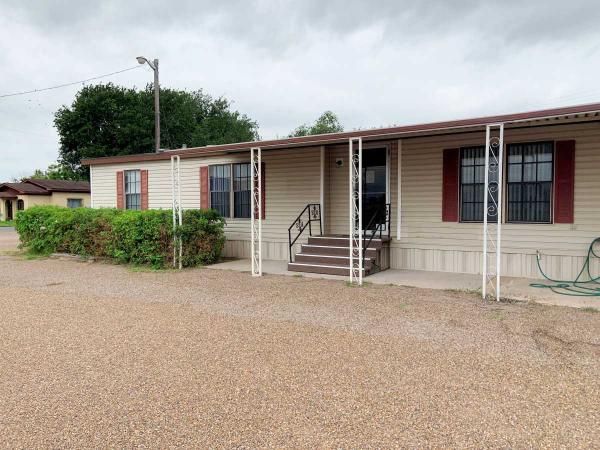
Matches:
[287,262,370,276]
[295,253,373,269]
[307,235,384,249]
[300,244,378,258]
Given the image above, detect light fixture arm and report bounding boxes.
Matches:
[136,56,160,152]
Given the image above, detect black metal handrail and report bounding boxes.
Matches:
[362,203,391,269]
[288,203,322,262]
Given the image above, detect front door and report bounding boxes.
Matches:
[362,148,387,230]
[5,200,13,221]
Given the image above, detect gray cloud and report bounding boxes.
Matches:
[1,0,600,179]
[8,1,600,49]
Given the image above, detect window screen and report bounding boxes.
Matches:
[233,163,251,218]
[124,170,141,210]
[460,146,486,222]
[209,165,231,217]
[507,142,553,223]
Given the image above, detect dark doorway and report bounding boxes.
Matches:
[362,148,387,229]
[5,200,13,221]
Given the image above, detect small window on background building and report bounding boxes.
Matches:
[67,198,83,208]
[17,199,24,211]
[507,142,553,223]
[209,165,231,217]
[233,163,251,218]
[124,170,141,210]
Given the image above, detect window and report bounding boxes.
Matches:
[67,198,83,208]
[16,199,24,211]
[459,146,486,222]
[209,163,252,218]
[209,165,231,217]
[507,142,553,223]
[124,170,141,210]
[233,163,251,218]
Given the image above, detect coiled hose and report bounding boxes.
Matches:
[530,237,600,296]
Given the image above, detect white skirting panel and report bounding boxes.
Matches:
[389,247,594,280]
[222,240,300,261]
[222,240,592,280]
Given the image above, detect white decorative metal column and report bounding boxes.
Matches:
[251,147,262,276]
[482,123,504,300]
[171,154,183,269]
[349,137,363,285]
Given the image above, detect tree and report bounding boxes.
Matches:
[54,83,259,179]
[289,111,343,137]
[21,163,85,181]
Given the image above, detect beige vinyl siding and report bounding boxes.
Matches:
[393,121,600,278]
[326,141,397,236]
[91,146,321,260]
[321,121,600,278]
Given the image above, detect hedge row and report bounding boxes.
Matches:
[15,206,225,268]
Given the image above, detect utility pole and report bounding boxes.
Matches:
[137,56,160,152]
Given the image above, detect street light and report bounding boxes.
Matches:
[137,56,160,152]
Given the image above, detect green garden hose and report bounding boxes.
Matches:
[530,237,600,296]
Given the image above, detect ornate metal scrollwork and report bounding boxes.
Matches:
[482,124,504,301]
[349,138,363,284]
[310,205,319,219]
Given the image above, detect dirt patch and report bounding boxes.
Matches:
[0,256,598,448]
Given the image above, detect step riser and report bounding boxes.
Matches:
[301,245,378,258]
[295,254,373,268]
[307,236,382,249]
[288,264,370,276]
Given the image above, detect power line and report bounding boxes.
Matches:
[0,65,143,99]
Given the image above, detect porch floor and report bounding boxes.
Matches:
[206,258,600,310]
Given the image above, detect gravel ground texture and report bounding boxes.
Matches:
[0,246,598,447]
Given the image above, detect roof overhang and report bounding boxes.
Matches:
[82,102,600,166]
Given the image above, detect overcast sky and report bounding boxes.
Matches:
[1,0,600,180]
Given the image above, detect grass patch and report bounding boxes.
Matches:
[128,264,170,273]
[446,287,482,296]
[345,280,373,288]
[0,220,14,227]
[496,296,524,304]
[489,310,507,321]
[3,249,49,260]
[580,306,599,314]
[24,252,48,260]
[292,274,304,278]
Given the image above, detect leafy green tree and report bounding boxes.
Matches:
[289,111,344,137]
[54,83,259,179]
[23,163,86,181]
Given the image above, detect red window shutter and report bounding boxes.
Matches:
[140,169,149,210]
[116,171,124,209]
[554,140,575,223]
[253,162,266,219]
[442,148,459,222]
[200,166,209,209]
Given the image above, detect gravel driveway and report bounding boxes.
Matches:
[0,248,598,448]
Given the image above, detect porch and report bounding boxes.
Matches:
[206,258,598,309]
[0,194,17,221]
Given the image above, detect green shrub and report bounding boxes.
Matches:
[15,206,225,268]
